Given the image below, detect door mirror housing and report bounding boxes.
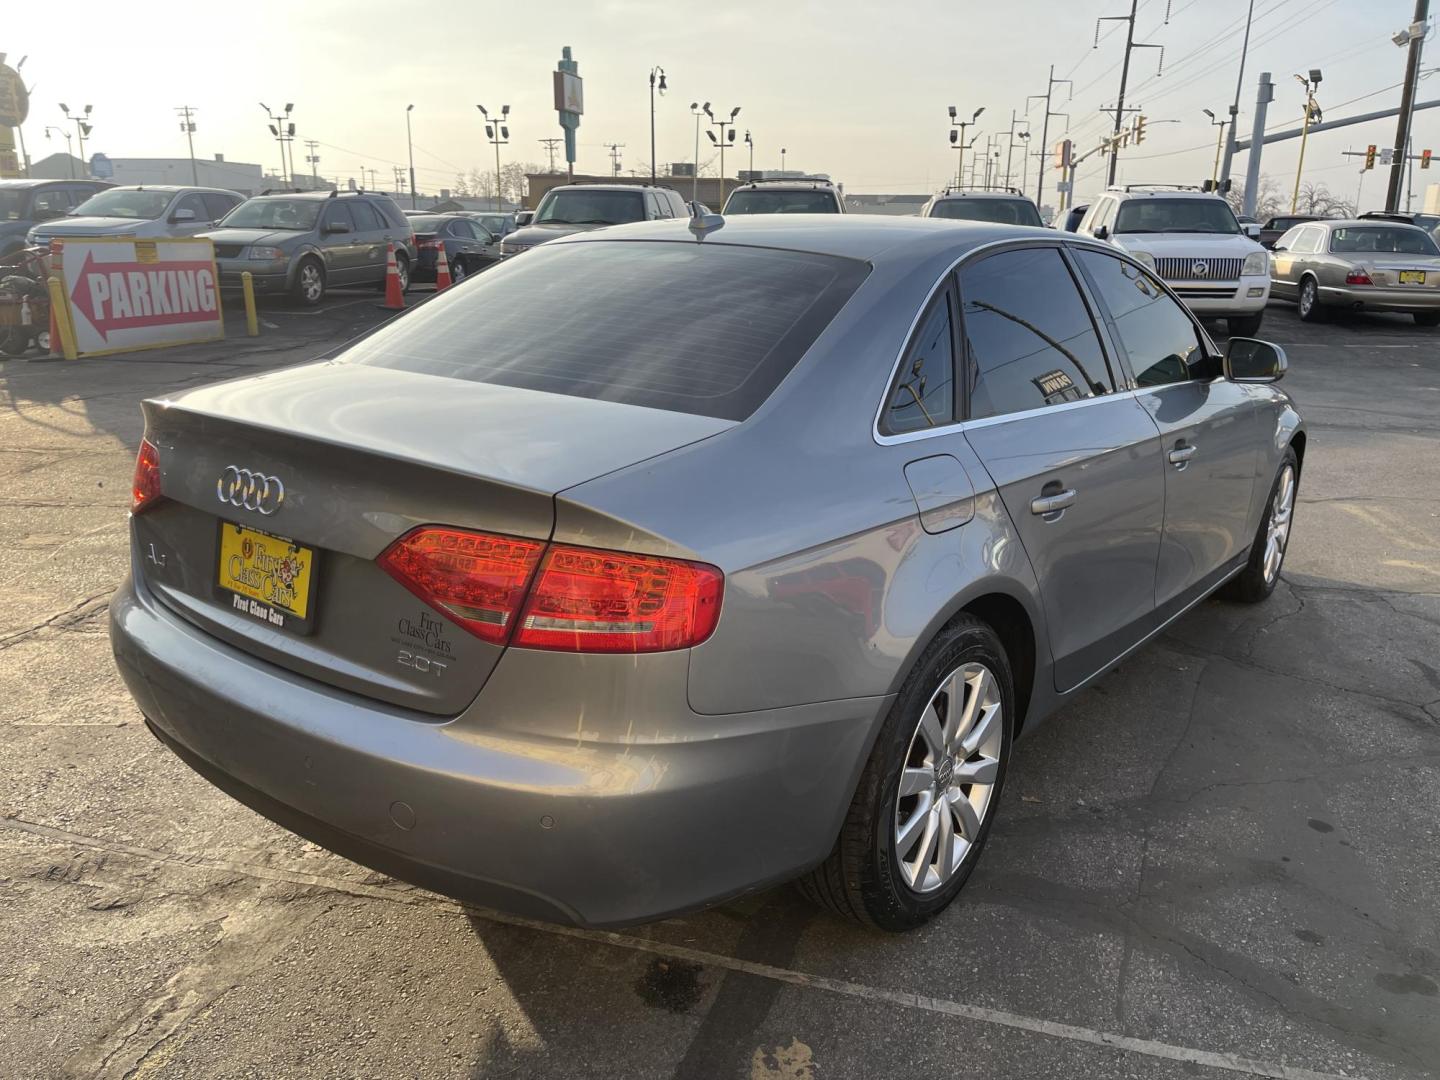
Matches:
[324,221,353,234]
[1224,338,1287,383]
[514,210,534,227]
[1093,224,1109,241]
[171,208,197,223]
[1269,243,1286,252]
[1243,222,1262,240]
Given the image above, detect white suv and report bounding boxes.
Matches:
[1075,186,1270,335]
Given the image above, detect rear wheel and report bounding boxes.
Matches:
[1223,447,1298,603]
[1228,312,1264,337]
[451,257,467,283]
[0,328,31,356]
[292,258,325,306]
[1413,311,1440,327]
[1297,276,1326,322]
[797,615,1013,931]
[395,254,411,293]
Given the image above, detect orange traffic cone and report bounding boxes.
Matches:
[381,241,405,310]
[434,246,452,292]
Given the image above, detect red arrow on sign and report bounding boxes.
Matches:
[68,251,219,342]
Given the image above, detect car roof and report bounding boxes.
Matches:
[932,191,1033,201]
[544,184,667,194]
[1105,188,1226,200]
[548,213,1058,263]
[732,180,837,192]
[1320,218,1428,230]
[0,178,101,189]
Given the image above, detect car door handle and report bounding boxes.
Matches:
[1168,445,1197,468]
[1030,489,1077,516]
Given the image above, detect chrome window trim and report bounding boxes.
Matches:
[872,235,1149,447]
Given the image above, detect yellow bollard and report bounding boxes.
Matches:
[241,271,259,337]
[46,276,78,360]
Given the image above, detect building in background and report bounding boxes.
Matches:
[26,152,265,194]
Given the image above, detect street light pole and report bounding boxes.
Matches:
[704,104,740,205]
[781,147,786,172]
[1004,110,1028,189]
[405,104,417,209]
[478,104,511,212]
[689,102,705,201]
[260,102,295,187]
[948,105,984,189]
[58,103,93,173]
[1387,0,1430,211]
[745,130,753,176]
[1204,108,1226,185]
[648,66,666,184]
[1289,71,1323,212]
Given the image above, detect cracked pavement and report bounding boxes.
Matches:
[1,297,1438,1079]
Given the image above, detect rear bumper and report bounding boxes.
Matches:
[1318,284,1440,312]
[109,570,883,927]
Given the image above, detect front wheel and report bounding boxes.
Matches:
[1228,312,1265,337]
[450,256,467,283]
[1413,311,1440,327]
[291,258,326,307]
[1223,447,1299,603]
[797,615,1013,931]
[1297,277,1326,322]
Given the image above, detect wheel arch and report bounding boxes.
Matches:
[959,592,1037,736]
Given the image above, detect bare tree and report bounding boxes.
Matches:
[1225,175,1284,221]
[1296,181,1354,218]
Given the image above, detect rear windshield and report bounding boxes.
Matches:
[406,215,448,232]
[342,240,868,420]
[724,190,840,214]
[535,189,645,225]
[1330,226,1438,255]
[929,198,1043,227]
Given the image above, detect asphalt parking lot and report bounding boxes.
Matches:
[1,290,1437,1080]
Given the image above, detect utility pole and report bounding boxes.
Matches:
[304,140,320,188]
[1218,0,1257,187]
[1243,73,1274,218]
[1003,110,1028,189]
[175,106,199,185]
[648,66,667,184]
[1203,108,1227,186]
[1387,0,1430,212]
[538,137,562,173]
[606,142,626,177]
[1027,67,1072,208]
[1290,71,1323,213]
[1095,0,1163,185]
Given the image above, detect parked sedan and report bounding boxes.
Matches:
[1271,218,1440,325]
[1257,214,1321,250]
[111,218,1302,931]
[407,213,498,284]
[28,186,242,249]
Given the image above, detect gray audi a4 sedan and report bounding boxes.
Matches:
[110,214,1304,931]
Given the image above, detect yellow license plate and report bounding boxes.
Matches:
[1399,270,1426,284]
[217,523,316,625]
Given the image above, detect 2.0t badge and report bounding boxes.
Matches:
[216,466,285,515]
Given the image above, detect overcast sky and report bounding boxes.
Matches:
[5,0,1431,209]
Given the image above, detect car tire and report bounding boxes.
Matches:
[1229,312,1264,337]
[1413,311,1440,327]
[796,614,1014,931]
[0,327,31,356]
[1297,276,1326,322]
[292,258,326,307]
[451,257,467,283]
[1222,446,1299,604]
[395,254,411,293]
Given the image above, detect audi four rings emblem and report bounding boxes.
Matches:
[1192,260,1210,277]
[216,466,285,515]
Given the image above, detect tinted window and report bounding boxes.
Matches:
[1077,249,1203,387]
[349,201,386,231]
[882,290,955,434]
[1114,197,1239,235]
[1330,225,1438,255]
[173,193,209,221]
[535,189,646,225]
[959,247,1114,419]
[668,190,689,216]
[344,241,869,421]
[725,189,840,214]
[929,198,1043,227]
[201,192,239,221]
[320,203,355,231]
[31,188,71,219]
[370,198,408,228]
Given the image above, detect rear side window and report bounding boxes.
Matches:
[349,201,386,231]
[959,246,1114,420]
[320,202,355,231]
[882,288,955,434]
[201,192,240,221]
[343,241,869,421]
[1077,249,1203,387]
[372,198,408,228]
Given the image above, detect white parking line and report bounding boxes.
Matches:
[0,815,1367,1080]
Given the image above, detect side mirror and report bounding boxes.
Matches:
[1093,224,1109,241]
[171,208,197,223]
[1243,222,1262,240]
[1269,243,1285,252]
[324,221,353,234]
[514,210,534,227]
[1225,338,1287,383]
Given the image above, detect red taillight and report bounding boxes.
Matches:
[1345,271,1373,285]
[377,527,545,644]
[375,526,724,652]
[131,439,162,514]
[513,545,723,653]
[415,235,440,250]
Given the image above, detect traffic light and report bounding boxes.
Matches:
[1364,144,1377,169]
[1134,115,1147,144]
[1424,149,1433,170]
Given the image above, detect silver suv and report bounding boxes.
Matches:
[500,184,688,257]
[202,190,417,306]
[28,185,243,249]
[723,177,845,214]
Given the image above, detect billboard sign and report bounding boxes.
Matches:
[60,238,224,356]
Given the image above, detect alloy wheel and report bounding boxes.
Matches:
[1264,464,1296,584]
[396,258,410,292]
[894,662,1004,893]
[300,264,323,303]
[1300,280,1315,317]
